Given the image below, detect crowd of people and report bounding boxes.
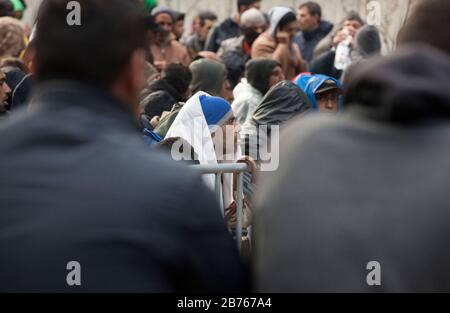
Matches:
[0,0,450,293]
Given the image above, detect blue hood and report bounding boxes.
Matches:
[199,95,233,127]
[295,74,343,112]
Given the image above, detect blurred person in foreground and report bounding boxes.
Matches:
[0,0,248,293]
[255,42,450,293]
[254,0,450,291]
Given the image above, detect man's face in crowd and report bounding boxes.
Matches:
[0,71,11,112]
[155,13,174,34]
[174,19,185,39]
[344,19,363,37]
[298,7,318,32]
[316,90,340,114]
[268,66,285,89]
[281,21,298,41]
[195,17,216,41]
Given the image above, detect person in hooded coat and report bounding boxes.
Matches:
[251,7,306,80]
[232,58,284,125]
[309,18,377,80]
[140,63,192,121]
[241,80,311,166]
[295,73,343,114]
[254,44,450,292]
[152,59,231,140]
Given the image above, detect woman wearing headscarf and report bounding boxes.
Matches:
[295,73,343,114]
[241,80,311,166]
[165,92,239,208]
[165,92,252,251]
[232,58,284,125]
[251,7,306,80]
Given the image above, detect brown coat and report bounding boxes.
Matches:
[150,40,191,69]
[252,32,306,80]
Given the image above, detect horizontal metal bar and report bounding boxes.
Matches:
[191,163,249,174]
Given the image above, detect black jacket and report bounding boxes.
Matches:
[205,17,241,53]
[0,81,249,293]
[140,79,185,119]
[294,21,334,63]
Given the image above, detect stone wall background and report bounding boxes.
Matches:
[159,0,421,53]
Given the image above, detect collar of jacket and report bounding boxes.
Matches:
[29,80,140,131]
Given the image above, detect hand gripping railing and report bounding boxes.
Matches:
[191,163,249,251]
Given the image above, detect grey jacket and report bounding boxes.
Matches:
[254,45,450,292]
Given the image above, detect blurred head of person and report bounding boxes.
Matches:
[398,0,450,56]
[34,0,149,113]
[189,58,232,101]
[151,6,175,44]
[246,58,284,95]
[193,10,218,41]
[332,12,365,47]
[0,0,13,17]
[342,11,365,37]
[298,1,322,32]
[0,69,11,112]
[237,0,262,15]
[240,8,267,46]
[173,11,185,41]
[268,7,297,43]
[0,16,25,60]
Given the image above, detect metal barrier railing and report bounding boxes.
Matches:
[191,163,249,251]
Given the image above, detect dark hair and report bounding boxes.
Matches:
[0,57,28,73]
[398,0,450,55]
[161,63,192,94]
[278,12,297,30]
[198,10,217,26]
[299,1,322,21]
[237,0,259,11]
[35,0,149,87]
[344,11,365,26]
[0,0,13,17]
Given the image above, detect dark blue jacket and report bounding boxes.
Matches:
[294,21,333,63]
[0,81,249,292]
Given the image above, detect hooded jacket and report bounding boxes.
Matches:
[140,79,185,119]
[241,80,311,163]
[251,7,305,80]
[232,59,281,125]
[255,44,450,292]
[295,73,343,111]
[189,58,227,96]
